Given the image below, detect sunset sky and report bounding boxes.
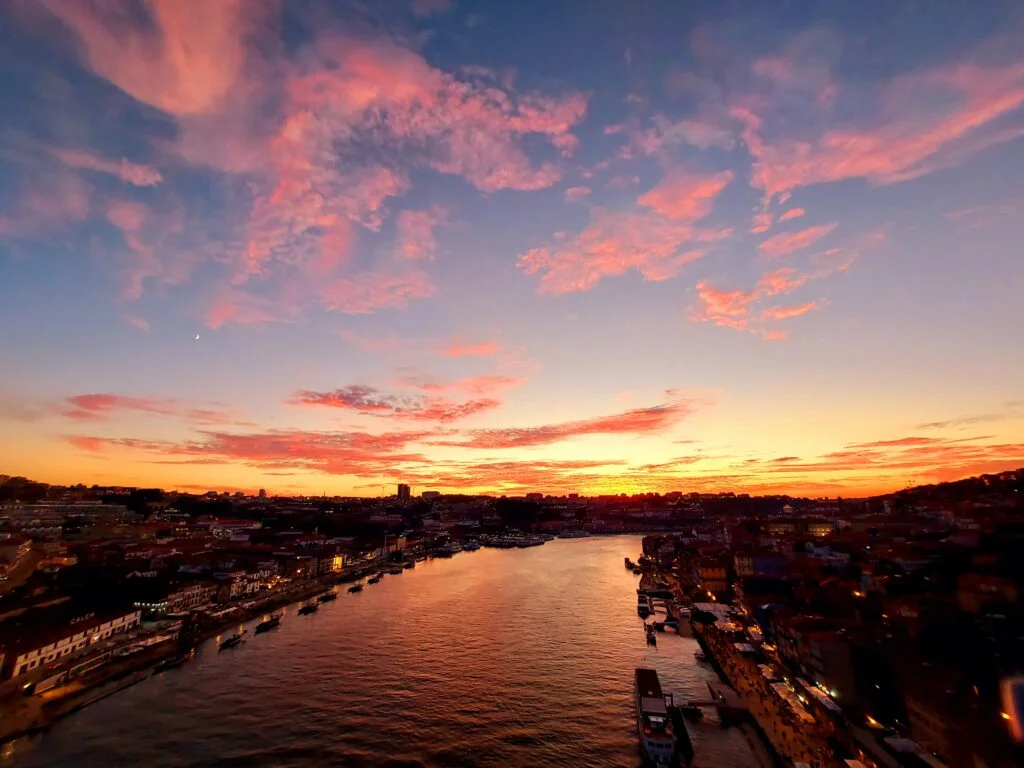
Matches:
[1,0,1023,498]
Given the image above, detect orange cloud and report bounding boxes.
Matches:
[758,222,837,258]
[778,207,806,222]
[51,147,161,186]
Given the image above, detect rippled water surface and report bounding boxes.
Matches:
[5,536,763,767]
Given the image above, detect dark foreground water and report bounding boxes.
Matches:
[3,536,764,767]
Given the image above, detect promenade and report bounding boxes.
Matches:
[696,620,835,767]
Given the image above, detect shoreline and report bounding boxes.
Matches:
[0,559,387,745]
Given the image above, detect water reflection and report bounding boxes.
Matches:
[5,536,764,767]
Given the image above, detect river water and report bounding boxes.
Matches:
[3,536,765,767]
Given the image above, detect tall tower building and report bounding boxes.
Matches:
[397,483,411,501]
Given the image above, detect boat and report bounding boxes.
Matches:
[645,624,657,646]
[153,650,194,673]
[219,631,245,651]
[634,667,677,766]
[368,574,383,584]
[638,593,652,618]
[403,560,415,569]
[317,591,337,602]
[255,613,282,633]
[297,603,319,615]
[435,543,462,557]
[693,649,706,662]
[461,541,481,551]
[387,565,404,575]
[348,583,364,593]
[625,557,636,569]
[633,567,643,575]
[559,530,591,538]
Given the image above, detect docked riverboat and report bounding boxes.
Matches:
[634,667,677,766]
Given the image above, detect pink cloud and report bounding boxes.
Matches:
[444,397,698,449]
[37,0,262,118]
[777,207,806,222]
[396,208,447,260]
[637,170,733,221]
[761,301,820,320]
[758,222,837,258]
[124,314,150,331]
[519,208,721,294]
[690,282,760,332]
[293,385,500,423]
[338,329,416,354]
[410,0,453,18]
[564,186,592,202]
[206,289,290,329]
[750,211,773,234]
[519,169,733,295]
[51,147,162,186]
[735,56,1024,199]
[320,270,436,315]
[61,393,248,426]
[402,374,526,397]
[440,340,503,358]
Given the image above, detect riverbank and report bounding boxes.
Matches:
[693,619,833,767]
[0,558,390,744]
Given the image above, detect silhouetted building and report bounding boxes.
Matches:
[258,488,266,500]
[397,484,411,501]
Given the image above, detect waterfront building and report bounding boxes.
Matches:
[0,606,142,680]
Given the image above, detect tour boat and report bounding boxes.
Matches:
[368,574,383,584]
[317,591,337,602]
[388,566,404,575]
[404,560,415,568]
[646,624,658,645]
[462,541,481,551]
[634,667,677,766]
[255,613,282,633]
[348,584,364,593]
[297,602,319,615]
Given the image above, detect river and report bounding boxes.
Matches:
[2,536,766,767]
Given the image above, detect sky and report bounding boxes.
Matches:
[1,0,1023,498]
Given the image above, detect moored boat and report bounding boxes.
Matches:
[219,631,245,651]
[645,624,657,646]
[153,650,194,672]
[637,593,652,618]
[387,566,404,575]
[404,560,415,568]
[368,573,383,584]
[462,540,481,551]
[634,667,676,766]
[297,602,319,615]
[625,557,636,569]
[348,583,364,593]
[255,613,282,633]
[317,591,337,602]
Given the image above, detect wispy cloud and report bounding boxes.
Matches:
[293,385,500,423]
[758,222,838,258]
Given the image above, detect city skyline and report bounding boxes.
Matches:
[2,0,1024,498]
